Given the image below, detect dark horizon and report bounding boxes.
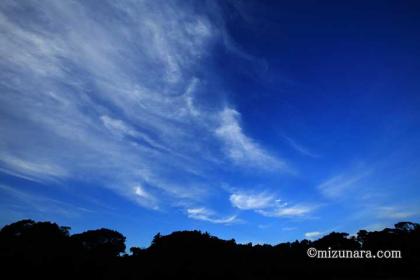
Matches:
[1,218,420,279]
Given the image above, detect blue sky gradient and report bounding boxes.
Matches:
[1,0,420,248]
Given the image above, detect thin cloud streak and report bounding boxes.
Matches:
[0,184,92,218]
[230,190,316,218]
[215,108,287,171]
[318,171,371,199]
[257,205,315,218]
[187,208,238,225]
[0,154,68,183]
[283,136,320,158]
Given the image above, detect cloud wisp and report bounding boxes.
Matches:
[230,192,277,210]
[230,191,316,218]
[0,154,68,183]
[283,136,320,158]
[187,208,238,225]
[318,171,371,199]
[216,108,287,171]
[304,231,322,240]
[0,184,92,218]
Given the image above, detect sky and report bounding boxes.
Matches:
[1,0,420,248]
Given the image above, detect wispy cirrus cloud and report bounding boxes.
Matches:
[0,184,92,218]
[318,170,371,199]
[376,206,416,219]
[0,154,68,183]
[346,203,420,232]
[132,185,159,211]
[215,108,287,171]
[230,191,316,218]
[283,136,320,158]
[0,0,289,222]
[304,231,322,240]
[256,205,315,218]
[187,208,238,224]
[229,192,277,210]
[0,0,215,210]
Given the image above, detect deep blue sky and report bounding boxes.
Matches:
[1,0,420,248]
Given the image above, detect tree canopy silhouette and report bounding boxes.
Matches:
[71,228,126,257]
[1,219,419,279]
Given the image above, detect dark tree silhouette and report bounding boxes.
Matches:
[0,219,70,258]
[313,232,360,249]
[129,246,143,256]
[1,219,419,279]
[71,228,126,257]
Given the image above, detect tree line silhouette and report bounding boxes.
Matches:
[1,219,419,279]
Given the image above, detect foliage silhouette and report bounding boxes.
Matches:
[1,219,419,279]
[71,228,126,257]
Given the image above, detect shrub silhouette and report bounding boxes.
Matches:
[1,219,419,279]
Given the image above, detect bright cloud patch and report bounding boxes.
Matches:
[215,108,286,171]
[257,205,314,218]
[304,231,322,239]
[230,192,276,210]
[230,191,315,218]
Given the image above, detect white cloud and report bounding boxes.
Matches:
[230,192,276,210]
[101,115,138,138]
[0,154,68,183]
[376,206,416,219]
[304,231,322,239]
[215,108,287,171]
[187,208,237,224]
[0,0,221,210]
[318,171,370,199]
[257,205,314,218]
[229,190,315,218]
[283,136,320,158]
[0,184,91,218]
[132,185,159,210]
[0,0,293,218]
